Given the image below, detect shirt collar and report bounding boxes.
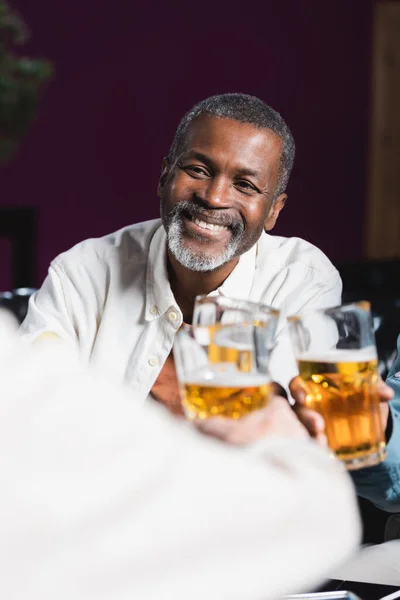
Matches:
[145,224,258,320]
[217,242,257,299]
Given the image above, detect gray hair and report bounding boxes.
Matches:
[167,93,295,199]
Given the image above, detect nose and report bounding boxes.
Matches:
[201,176,232,209]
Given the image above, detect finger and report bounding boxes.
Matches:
[289,376,307,405]
[195,409,268,445]
[380,401,389,426]
[267,394,292,412]
[377,378,394,401]
[270,382,288,400]
[195,417,235,439]
[196,419,248,445]
[294,405,325,436]
[314,431,328,447]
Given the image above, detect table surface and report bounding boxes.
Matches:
[315,579,399,600]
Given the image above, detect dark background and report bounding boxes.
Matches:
[0,0,381,288]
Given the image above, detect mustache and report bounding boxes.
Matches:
[168,201,244,233]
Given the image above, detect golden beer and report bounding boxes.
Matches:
[298,348,386,468]
[182,373,270,420]
[207,323,256,373]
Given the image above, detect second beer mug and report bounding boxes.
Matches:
[288,302,386,470]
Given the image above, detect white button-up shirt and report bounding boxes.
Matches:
[20,219,342,400]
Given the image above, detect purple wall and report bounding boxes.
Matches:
[1,0,375,288]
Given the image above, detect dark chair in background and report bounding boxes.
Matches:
[0,207,39,323]
[0,288,37,323]
[0,207,39,290]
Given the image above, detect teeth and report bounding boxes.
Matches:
[194,218,228,232]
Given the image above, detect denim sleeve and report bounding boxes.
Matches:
[351,336,400,512]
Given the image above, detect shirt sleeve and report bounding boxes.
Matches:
[296,271,343,313]
[351,335,400,512]
[19,261,80,345]
[0,328,361,600]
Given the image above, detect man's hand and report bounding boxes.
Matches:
[195,395,309,446]
[290,376,394,444]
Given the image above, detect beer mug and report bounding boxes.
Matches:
[288,301,386,470]
[174,296,279,420]
[193,295,279,373]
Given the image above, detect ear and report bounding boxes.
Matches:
[264,193,287,231]
[157,158,170,198]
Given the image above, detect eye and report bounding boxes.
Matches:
[235,180,258,194]
[181,165,210,179]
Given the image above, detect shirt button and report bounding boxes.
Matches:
[168,310,178,322]
[148,357,159,367]
[150,305,158,316]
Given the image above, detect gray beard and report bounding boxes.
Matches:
[166,216,241,272]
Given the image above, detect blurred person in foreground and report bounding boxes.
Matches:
[20,93,342,407]
[0,312,361,600]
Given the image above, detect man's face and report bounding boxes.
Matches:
[159,115,286,272]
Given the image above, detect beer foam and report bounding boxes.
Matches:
[184,368,269,388]
[194,325,254,350]
[297,345,377,363]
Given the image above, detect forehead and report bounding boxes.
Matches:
[181,115,282,173]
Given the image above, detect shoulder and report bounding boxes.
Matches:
[257,232,340,285]
[51,219,162,280]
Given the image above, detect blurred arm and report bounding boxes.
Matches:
[0,335,361,600]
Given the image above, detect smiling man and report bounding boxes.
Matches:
[21,94,341,408]
[159,112,289,324]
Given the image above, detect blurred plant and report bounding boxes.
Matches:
[0,0,52,163]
